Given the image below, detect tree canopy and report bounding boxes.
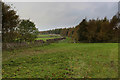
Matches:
[41,15,120,43]
[2,2,19,42]
[2,2,39,43]
[17,19,39,42]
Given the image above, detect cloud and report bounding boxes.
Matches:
[8,2,118,31]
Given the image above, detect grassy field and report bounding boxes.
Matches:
[2,38,118,78]
[35,34,61,41]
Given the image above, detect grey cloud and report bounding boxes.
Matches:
[7,2,118,31]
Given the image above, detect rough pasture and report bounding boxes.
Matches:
[46,37,66,43]
[2,38,118,78]
[36,34,61,41]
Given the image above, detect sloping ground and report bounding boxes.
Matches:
[2,40,118,78]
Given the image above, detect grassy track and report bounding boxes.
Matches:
[2,38,118,78]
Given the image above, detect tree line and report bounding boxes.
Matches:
[40,15,120,43]
[2,2,39,43]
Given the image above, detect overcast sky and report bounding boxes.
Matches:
[7,2,118,31]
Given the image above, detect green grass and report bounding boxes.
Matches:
[2,38,118,78]
[38,34,50,37]
[35,37,60,41]
[36,34,61,41]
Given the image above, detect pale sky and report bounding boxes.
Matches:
[7,2,118,31]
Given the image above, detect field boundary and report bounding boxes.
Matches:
[2,37,66,50]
